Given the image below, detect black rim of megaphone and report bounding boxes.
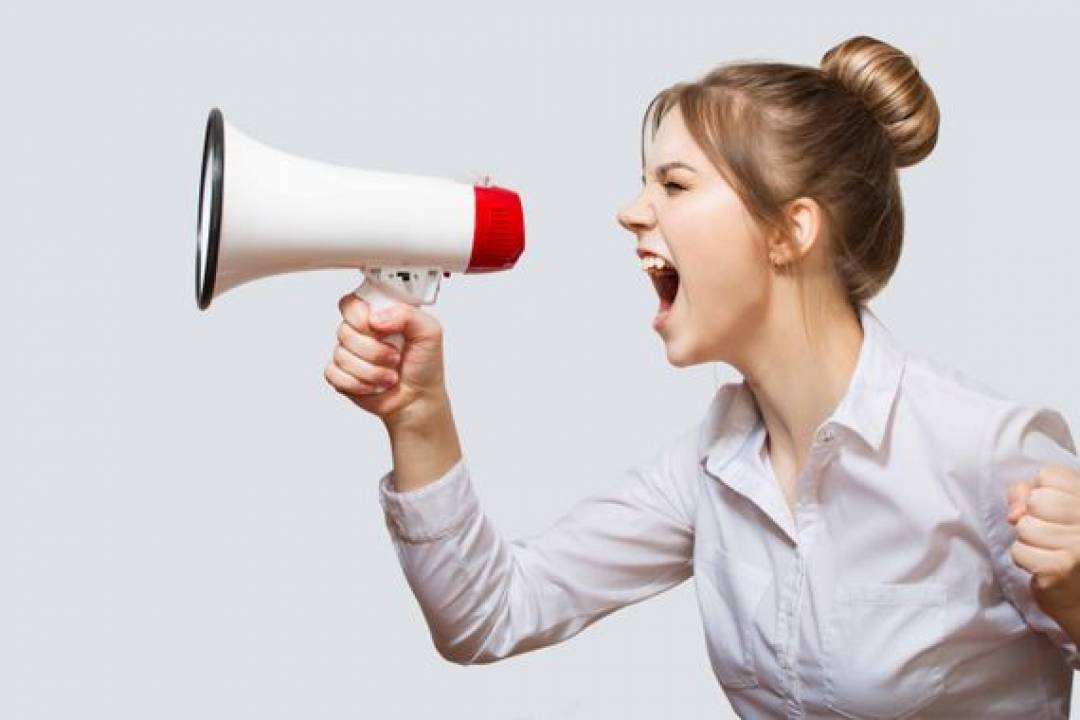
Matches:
[196,107,224,310]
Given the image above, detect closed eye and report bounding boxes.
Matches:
[663,182,685,194]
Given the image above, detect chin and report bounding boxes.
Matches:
[663,336,697,368]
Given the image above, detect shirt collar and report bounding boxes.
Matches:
[697,304,906,470]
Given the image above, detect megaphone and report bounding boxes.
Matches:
[195,107,525,349]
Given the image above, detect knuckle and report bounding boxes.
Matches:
[341,301,367,329]
[1044,465,1072,483]
[1007,483,1022,503]
[326,368,348,392]
[1034,489,1065,519]
[332,345,353,368]
[1047,465,1080,492]
[1026,488,1045,514]
[1034,572,1056,591]
[337,323,360,353]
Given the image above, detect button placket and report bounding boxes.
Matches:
[775,551,807,715]
[798,440,838,547]
[795,444,832,540]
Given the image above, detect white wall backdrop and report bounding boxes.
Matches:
[4,1,1078,718]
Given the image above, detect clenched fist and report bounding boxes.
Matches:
[324,293,449,428]
[1007,465,1080,635]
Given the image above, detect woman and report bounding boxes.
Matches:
[324,36,1080,718]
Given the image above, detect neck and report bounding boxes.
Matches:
[739,299,864,473]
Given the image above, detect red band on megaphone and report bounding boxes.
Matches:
[468,185,525,273]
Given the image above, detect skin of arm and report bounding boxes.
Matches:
[384,388,463,493]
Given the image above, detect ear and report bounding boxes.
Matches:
[767,197,824,266]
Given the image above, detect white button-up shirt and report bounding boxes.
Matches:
[378,305,1080,719]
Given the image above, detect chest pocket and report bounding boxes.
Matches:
[823,582,947,719]
[695,546,773,688]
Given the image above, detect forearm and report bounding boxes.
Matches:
[385,390,463,493]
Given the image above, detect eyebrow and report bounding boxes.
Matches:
[640,161,698,185]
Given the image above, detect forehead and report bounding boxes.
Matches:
[642,105,708,172]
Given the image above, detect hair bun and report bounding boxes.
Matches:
[820,35,940,168]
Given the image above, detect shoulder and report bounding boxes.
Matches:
[626,382,751,524]
[901,351,1014,418]
[883,348,1077,527]
[978,400,1078,497]
[618,411,707,529]
[896,351,1069,455]
[902,353,1079,527]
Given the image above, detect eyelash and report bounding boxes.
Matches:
[663,181,685,194]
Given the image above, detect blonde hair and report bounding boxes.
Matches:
[641,35,940,309]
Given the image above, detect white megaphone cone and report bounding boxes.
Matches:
[196,107,525,350]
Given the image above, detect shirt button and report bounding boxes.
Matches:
[817,427,836,443]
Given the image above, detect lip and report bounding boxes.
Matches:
[652,308,671,331]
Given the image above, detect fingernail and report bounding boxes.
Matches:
[372,309,391,323]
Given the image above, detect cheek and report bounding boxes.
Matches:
[678,204,768,308]
[661,193,771,364]
[677,208,771,357]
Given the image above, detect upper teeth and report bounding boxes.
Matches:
[641,254,673,272]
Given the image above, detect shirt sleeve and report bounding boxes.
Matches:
[979,402,1080,671]
[376,429,699,665]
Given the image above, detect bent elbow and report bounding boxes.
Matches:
[434,640,482,666]
[434,637,508,666]
[435,646,469,665]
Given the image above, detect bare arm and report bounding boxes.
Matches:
[385,389,462,493]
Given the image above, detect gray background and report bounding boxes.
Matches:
[4,1,1079,718]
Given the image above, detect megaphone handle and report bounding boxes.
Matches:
[352,278,406,352]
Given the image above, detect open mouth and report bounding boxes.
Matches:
[641,254,680,312]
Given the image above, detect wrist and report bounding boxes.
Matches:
[383,388,463,494]
[383,388,452,436]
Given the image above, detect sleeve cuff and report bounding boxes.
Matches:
[377,456,479,544]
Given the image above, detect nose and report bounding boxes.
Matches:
[616,191,656,235]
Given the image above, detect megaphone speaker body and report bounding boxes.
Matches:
[196,108,525,332]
